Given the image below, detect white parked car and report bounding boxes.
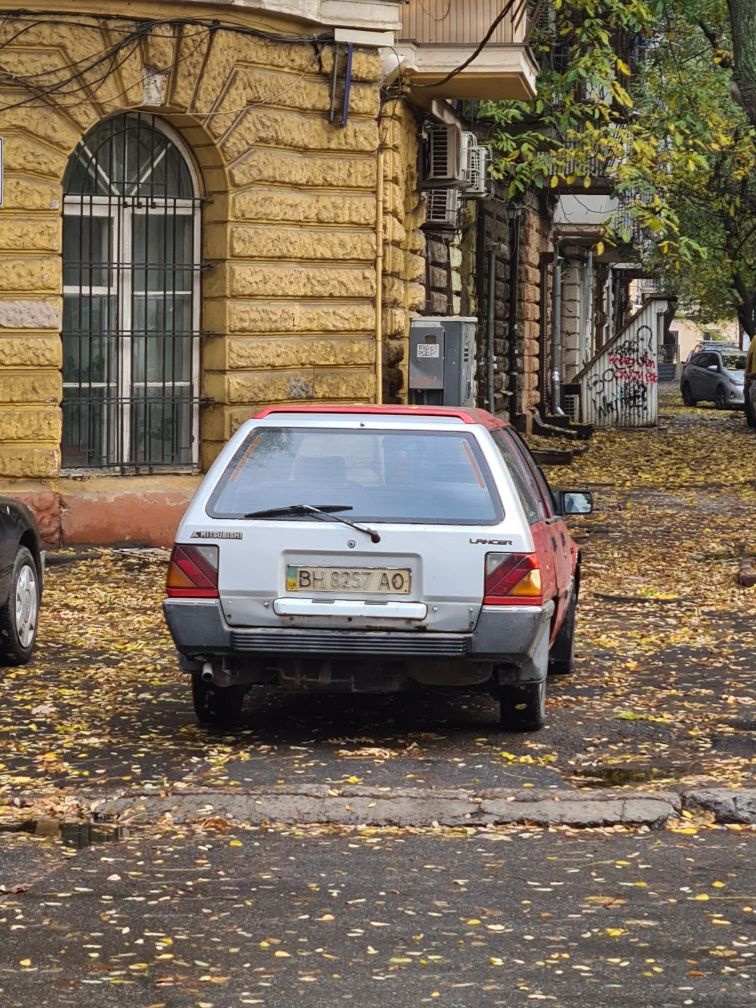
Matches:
[681,346,746,409]
[163,405,592,732]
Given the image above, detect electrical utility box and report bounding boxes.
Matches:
[408,316,476,407]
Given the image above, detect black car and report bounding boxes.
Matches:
[0,498,43,665]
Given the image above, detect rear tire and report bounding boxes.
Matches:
[0,546,40,666]
[498,680,546,732]
[549,594,576,677]
[715,384,727,409]
[192,676,245,727]
[682,382,697,406]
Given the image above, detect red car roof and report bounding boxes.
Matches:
[253,403,507,430]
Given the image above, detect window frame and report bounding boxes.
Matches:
[61,114,202,473]
[490,428,551,525]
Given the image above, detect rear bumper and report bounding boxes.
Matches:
[163,599,553,668]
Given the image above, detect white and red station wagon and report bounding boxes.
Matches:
[163,405,592,731]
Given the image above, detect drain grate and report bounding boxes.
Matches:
[0,820,129,848]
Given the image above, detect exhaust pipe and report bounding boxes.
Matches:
[201,661,215,683]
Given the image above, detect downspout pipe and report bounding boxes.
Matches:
[507,207,522,420]
[375,149,385,404]
[487,246,497,411]
[584,248,594,366]
[551,244,565,415]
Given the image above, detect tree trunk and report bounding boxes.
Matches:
[734,274,756,338]
[728,0,756,127]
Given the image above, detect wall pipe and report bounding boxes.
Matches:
[487,246,497,411]
[584,248,594,366]
[551,245,565,415]
[341,43,354,126]
[375,148,385,404]
[507,208,522,420]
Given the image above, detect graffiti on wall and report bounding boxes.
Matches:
[586,325,656,421]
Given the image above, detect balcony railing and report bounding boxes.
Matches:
[397,0,537,101]
[401,0,525,46]
[554,150,619,196]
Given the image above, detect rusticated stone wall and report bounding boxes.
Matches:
[378,99,425,403]
[476,187,513,417]
[0,6,423,478]
[516,191,553,427]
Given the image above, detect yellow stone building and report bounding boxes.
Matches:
[0,1,536,542]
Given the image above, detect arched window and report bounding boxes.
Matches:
[62,113,201,470]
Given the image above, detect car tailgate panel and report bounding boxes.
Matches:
[204,521,532,633]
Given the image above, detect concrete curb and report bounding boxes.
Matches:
[683,788,756,825]
[76,785,756,829]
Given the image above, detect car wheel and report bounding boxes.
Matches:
[191,675,246,727]
[549,594,576,676]
[682,382,697,406]
[0,546,40,666]
[498,680,546,732]
[714,385,728,409]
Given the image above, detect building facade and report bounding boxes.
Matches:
[0,0,537,542]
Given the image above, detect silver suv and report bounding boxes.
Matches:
[681,346,746,409]
[163,405,592,732]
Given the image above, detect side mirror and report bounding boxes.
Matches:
[556,490,593,516]
[707,364,719,372]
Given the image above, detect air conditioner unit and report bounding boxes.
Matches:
[563,394,581,423]
[423,188,461,231]
[423,124,465,188]
[464,141,490,198]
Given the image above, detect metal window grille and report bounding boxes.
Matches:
[62,113,202,472]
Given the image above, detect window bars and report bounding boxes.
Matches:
[62,113,202,471]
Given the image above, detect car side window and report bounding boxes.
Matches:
[507,430,557,518]
[491,429,548,524]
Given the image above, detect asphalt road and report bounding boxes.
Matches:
[0,823,753,1007]
[0,389,754,1007]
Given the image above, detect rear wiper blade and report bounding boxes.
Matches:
[244,504,352,518]
[243,503,381,544]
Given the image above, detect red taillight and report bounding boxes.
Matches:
[484,552,543,606]
[166,544,219,598]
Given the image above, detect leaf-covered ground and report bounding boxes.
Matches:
[0,387,753,820]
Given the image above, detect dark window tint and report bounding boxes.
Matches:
[208,427,503,525]
[721,353,746,371]
[490,429,547,524]
[506,430,556,518]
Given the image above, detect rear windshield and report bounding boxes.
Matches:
[722,354,746,371]
[207,427,502,525]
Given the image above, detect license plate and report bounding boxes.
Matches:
[286,565,411,594]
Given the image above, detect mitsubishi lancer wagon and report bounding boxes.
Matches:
[163,405,592,732]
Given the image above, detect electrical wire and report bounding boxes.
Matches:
[418,1,452,21]
[0,11,334,113]
[0,20,170,110]
[0,26,212,116]
[0,11,331,45]
[0,31,157,112]
[193,68,312,119]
